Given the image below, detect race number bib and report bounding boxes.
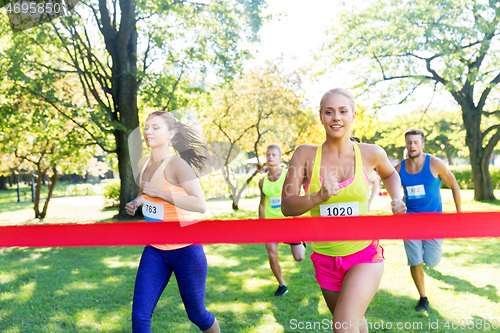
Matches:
[269,197,281,209]
[319,202,359,217]
[407,184,426,200]
[142,200,164,221]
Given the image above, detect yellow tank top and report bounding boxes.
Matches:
[306,143,371,257]
[139,155,191,251]
[262,169,288,219]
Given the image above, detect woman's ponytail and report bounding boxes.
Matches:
[147,111,207,175]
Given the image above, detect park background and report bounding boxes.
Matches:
[1,0,500,332]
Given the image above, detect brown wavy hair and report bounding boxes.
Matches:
[147,111,208,174]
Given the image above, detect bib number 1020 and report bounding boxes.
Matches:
[326,206,353,216]
[319,202,359,217]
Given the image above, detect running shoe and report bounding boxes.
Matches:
[274,284,288,296]
[414,298,429,312]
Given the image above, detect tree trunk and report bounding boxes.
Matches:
[40,168,59,219]
[462,105,496,201]
[115,0,140,218]
[469,153,495,200]
[100,0,141,218]
[117,129,139,218]
[0,176,7,190]
[33,164,43,218]
[224,170,240,211]
[232,184,247,211]
[231,196,239,211]
[226,167,261,211]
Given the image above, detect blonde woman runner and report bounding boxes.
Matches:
[282,89,406,333]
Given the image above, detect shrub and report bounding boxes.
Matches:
[64,183,104,196]
[103,179,121,207]
[446,166,500,189]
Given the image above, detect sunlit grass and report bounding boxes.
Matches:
[0,191,498,332]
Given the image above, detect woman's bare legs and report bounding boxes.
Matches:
[321,262,384,333]
[203,318,220,333]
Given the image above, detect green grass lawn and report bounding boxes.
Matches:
[0,190,499,332]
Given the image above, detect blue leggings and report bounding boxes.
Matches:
[131,245,215,332]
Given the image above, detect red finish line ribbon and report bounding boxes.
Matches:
[0,212,499,248]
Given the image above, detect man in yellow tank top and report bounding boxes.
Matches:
[258,145,306,296]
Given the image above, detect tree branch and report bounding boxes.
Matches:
[13,147,37,165]
[372,53,387,79]
[21,30,76,68]
[29,61,78,74]
[478,70,500,111]
[425,57,448,86]
[142,32,153,75]
[483,124,500,157]
[397,83,421,105]
[112,0,117,30]
[21,86,116,154]
[98,0,118,60]
[419,81,438,122]
[482,124,500,140]
[483,110,500,117]
[162,66,185,110]
[373,74,433,85]
[64,17,112,109]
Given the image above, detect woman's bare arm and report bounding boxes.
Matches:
[281,145,337,216]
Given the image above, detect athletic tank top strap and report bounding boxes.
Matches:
[139,154,191,250]
[354,142,363,177]
[262,169,287,219]
[400,154,433,178]
[423,154,432,177]
[138,156,150,184]
[139,155,175,184]
[307,143,372,257]
[307,146,323,195]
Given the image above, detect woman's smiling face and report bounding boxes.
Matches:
[320,93,356,138]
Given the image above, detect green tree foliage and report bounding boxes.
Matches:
[2,0,267,216]
[324,0,500,200]
[367,109,467,164]
[2,0,78,32]
[350,105,379,143]
[0,82,99,219]
[201,60,316,210]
